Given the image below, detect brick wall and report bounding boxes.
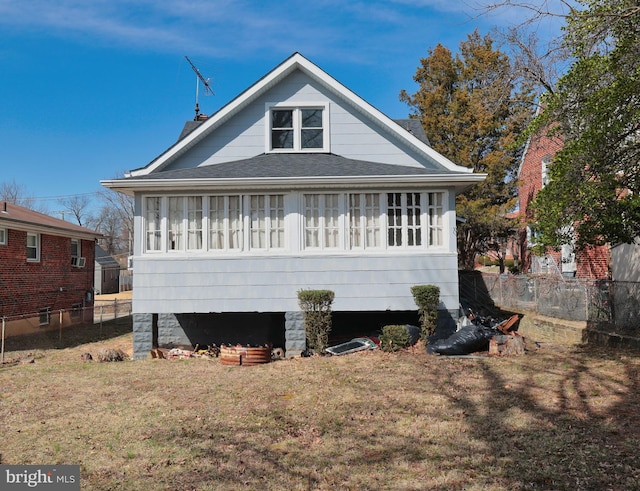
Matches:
[517,128,611,280]
[0,228,95,317]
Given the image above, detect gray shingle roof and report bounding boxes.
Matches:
[0,201,101,238]
[95,245,120,267]
[393,119,430,146]
[127,153,459,181]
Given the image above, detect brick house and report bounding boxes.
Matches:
[516,126,611,279]
[0,201,102,336]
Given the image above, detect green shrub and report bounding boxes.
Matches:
[297,289,334,354]
[379,325,411,352]
[410,285,440,340]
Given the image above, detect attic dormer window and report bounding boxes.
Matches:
[268,104,328,152]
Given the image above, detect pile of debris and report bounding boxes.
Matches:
[80,348,129,362]
[149,343,285,364]
[150,344,220,360]
[428,309,532,357]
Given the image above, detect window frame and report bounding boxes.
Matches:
[249,194,285,251]
[348,193,382,250]
[140,190,447,255]
[71,238,80,257]
[303,193,343,250]
[71,303,82,320]
[0,227,6,245]
[26,232,40,262]
[167,196,185,252]
[71,238,81,261]
[266,103,329,153]
[186,196,204,251]
[39,307,51,326]
[208,194,243,252]
[144,196,162,253]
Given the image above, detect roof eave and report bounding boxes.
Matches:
[101,173,486,195]
[0,217,102,240]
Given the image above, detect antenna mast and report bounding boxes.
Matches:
[185,56,213,120]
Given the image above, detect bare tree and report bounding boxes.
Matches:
[0,180,36,209]
[57,195,93,227]
[96,172,134,257]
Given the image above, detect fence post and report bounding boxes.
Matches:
[59,309,63,342]
[1,317,5,365]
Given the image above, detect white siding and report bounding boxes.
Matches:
[611,243,640,282]
[162,70,438,172]
[132,253,459,314]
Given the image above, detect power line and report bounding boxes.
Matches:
[30,192,98,201]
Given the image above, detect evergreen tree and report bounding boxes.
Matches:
[401,31,535,270]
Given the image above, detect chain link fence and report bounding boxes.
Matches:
[459,271,640,338]
[1,300,133,363]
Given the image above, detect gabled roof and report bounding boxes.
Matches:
[126,52,471,177]
[0,201,101,240]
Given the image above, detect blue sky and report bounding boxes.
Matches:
[0,0,560,216]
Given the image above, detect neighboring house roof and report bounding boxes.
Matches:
[0,201,101,240]
[95,244,120,268]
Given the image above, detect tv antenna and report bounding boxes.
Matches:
[185,56,213,120]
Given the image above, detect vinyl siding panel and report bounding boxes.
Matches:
[162,70,436,172]
[611,243,640,282]
[132,254,459,314]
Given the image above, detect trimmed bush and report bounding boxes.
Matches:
[379,325,411,352]
[410,285,440,340]
[297,289,334,354]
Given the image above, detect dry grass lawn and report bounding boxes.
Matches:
[1,321,639,490]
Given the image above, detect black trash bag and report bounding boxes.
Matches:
[427,324,496,355]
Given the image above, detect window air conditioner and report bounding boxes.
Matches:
[71,256,86,268]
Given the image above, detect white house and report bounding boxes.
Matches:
[101,52,485,359]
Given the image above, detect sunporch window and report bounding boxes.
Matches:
[250,194,285,250]
[168,197,184,251]
[387,192,422,248]
[141,191,445,254]
[209,195,243,251]
[304,194,340,249]
[349,193,381,249]
[145,197,162,252]
[187,196,203,250]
